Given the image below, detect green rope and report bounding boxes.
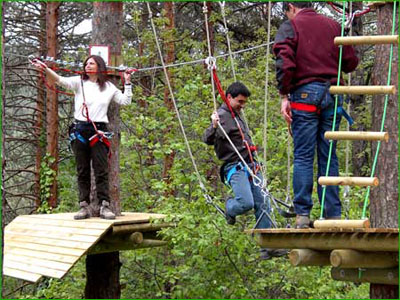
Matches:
[361,1,397,219]
[319,2,347,219]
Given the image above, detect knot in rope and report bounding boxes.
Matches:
[202,3,208,14]
[205,56,216,70]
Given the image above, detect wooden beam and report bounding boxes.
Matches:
[329,85,396,95]
[255,231,398,252]
[331,250,399,268]
[289,249,331,266]
[331,268,398,285]
[88,239,167,254]
[324,131,389,142]
[318,176,379,187]
[334,35,398,45]
[313,219,370,229]
[101,231,145,244]
[111,222,174,235]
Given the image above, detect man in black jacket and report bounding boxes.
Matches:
[273,2,358,228]
[203,81,287,260]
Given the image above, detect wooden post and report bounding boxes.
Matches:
[330,250,398,268]
[331,268,398,285]
[289,249,331,266]
[318,176,379,187]
[313,219,370,229]
[88,239,167,255]
[111,222,173,235]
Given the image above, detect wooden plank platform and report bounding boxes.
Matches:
[246,228,399,252]
[3,212,166,283]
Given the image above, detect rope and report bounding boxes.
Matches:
[6,42,273,74]
[219,1,236,82]
[146,3,224,217]
[262,1,272,182]
[343,1,353,220]
[362,1,397,219]
[319,1,347,220]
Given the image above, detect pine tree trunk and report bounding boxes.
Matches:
[350,2,369,178]
[45,2,60,208]
[85,2,124,299]
[162,2,176,196]
[369,3,398,299]
[84,252,121,299]
[35,3,47,209]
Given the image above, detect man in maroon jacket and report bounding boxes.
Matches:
[273,2,358,228]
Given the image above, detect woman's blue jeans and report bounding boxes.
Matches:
[225,167,271,229]
[290,82,342,218]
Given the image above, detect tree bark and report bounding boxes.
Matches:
[162,2,176,196]
[86,2,124,299]
[84,252,121,299]
[35,3,47,209]
[369,3,398,299]
[45,1,60,208]
[349,2,370,177]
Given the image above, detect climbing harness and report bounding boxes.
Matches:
[147,3,226,217]
[203,2,295,224]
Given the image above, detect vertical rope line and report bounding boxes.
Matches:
[320,2,347,219]
[146,3,206,192]
[219,2,236,82]
[263,1,272,179]
[203,2,218,112]
[362,1,397,218]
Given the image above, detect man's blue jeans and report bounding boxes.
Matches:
[225,166,271,229]
[290,82,342,218]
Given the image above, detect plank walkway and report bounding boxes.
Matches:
[3,212,166,283]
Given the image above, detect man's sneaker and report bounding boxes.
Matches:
[295,215,310,229]
[74,201,91,220]
[225,198,236,225]
[100,200,116,220]
[260,248,289,260]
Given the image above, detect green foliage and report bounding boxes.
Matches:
[38,153,57,213]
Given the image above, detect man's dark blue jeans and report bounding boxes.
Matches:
[290,82,342,218]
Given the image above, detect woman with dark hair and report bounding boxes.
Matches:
[32,55,132,220]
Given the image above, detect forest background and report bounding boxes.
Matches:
[2,1,398,299]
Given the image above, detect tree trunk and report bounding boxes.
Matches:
[35,3,47,209]
[45,1,60,208]
[86,2,124,299]
[162,2,176,196]
[84,252,121,299]
[350,2,369,178]
[1,3,6,296]
[369,3,398,299]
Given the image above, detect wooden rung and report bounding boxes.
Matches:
[329,85,396,95]
[331,268,398,285]
[325,131,388,142]
[334,35,398,45]
[318,176,379,187]
[313,219,370,229]
[289,249,331,266]
[330,250,399,268]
